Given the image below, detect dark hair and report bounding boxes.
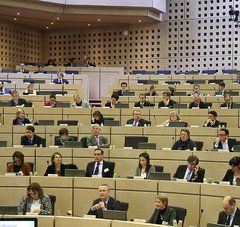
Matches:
[229,156,240,167]
[138,152,151,172]
[93,110,103,120]
[168,86,175,96]
[49,94,56,99]
[219,128,229,136]
[180,128,190,137]
[27,182,44,198]
[121,82,127,87]
[228,197,236,206]
[218,82,225,87]
[59,128,69,136]
[150,85,155,90]
[94,148,104,155]
[163,90,171,97]
[208,110,217,117]
[12,151,24,164]
[51,152,62,164]
[187,155,199,165]
[26,125,35,132]
[111,93,119,101]
[139,93,146,98]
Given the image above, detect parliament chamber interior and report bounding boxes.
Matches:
[0,0,240,227]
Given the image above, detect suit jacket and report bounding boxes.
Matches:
[126,118,150,126]
[85,160,115,178]
[218,207,240,226]
[52,78,69,84]
[91,118,104,126]
[158,99,176,108]
[87,196,121,218]
[7,162,30,176]
[115,89,128,96]
[148,207,176,225]
[12,118,30,125]
[134,101,154,108]
[21,135,43,147]
[44,163,65,176]
[215,89,229,96]
[10,98,29,107]
[173,165,205,183]
[214,138,237,152]
[189,101,206,109]
[87,135,109,148]
[222,169,234,185]
[220,102,234,109]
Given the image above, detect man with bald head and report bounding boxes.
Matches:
[217,196,240,226]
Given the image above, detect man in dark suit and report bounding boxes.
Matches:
[85,148,115,178]
[218,196,240,226]
[52,72,69,84]
[173,155,205,183]
[188,94,206,109]
[221,94,234,109]
[158,91,176,108]
[134,93,154,108]
[215,82,229,96]
[145,85,159,96]
[87,184,121,218]
[21,126,43,147]
[203,110,220,127]
[105,93,120,108]
[115,82,128,96]
[126,110,151,126]
[213,128,236,152]
[87,125,110,148]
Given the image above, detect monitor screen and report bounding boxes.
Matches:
[0,218,37,227]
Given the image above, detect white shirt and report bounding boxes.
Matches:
[93,160,103,176]
[229,207,237,226]
[30,199,41,213]
[222,139,229,151]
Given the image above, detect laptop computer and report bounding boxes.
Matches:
[0,141,7,147]
[172,103,188,109]
[38,120,55,125]
[104,120,120,126]
[168,121,188,127]
[63,141,82,148]
[207,223,227,227]
[115,103,129,108]
[138,142,156,150]
[122,91,135,96]
[57,120,78,125]
[0,206,18,215]
[150,172,171,181]
[233,145,240,152]
[55,102,70,108]
[65,169,85,177]
[102,210,127,221]
[0,102,11,107]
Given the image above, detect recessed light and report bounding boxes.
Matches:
[46,26,49,29]
[98,18,101,22]
[17,12,20,15]
[57,17,60,20]
[88,24,91,26]
[138,19,142,23]
[51,22,54,25]
[14,18,17,21]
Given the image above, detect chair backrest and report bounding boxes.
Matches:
[154,165,164,172]
[124,136,148,149]
[80,137,88,148]
[48,195,56,215]
[168,206,187,225]
[194,141,204,151]
[41,138,46,147]
[0,141,7,147]
[119,202,129,211]
[64,164,78,170]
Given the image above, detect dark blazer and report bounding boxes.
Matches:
[158,99,176,108]
[218,207,240,226]
[12,118,30,125]
[189,101,206,109]
[52,78,69,84]
[115,89,128,96]
[104,101,121,108]
[126,118,151,126]
[21,135,43,147]
[222,169,234,185]
[145,92,159,96]
[44,164,65,176]
[220,102,234,109]
[87,196,121,218]
[10,98,29,107]
[215,89,229,96]
[91,118,104,126]
[85,160,115,178]
[203,120,220,128]
[214,138,237,152]
[148,207,176,226]
[173,165,205,183]
[134,101,154,108]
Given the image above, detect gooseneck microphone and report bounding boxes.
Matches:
[153,115,157,126]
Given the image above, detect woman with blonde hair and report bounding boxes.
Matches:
[12,108,30,125]
[160,111,180,126]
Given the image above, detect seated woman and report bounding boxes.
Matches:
[24,84,37,95]
[135,153,155,179]
[72,94,91,108]
[148,194,176,225]
[18,182,52,215]
[10,90,29,107]
[12,108,30,125]
[91,110,104,126]
[160,111,180,126]
[105,93,120,108]
[44,152,65,176]
[7,151,30,176]
[44,94,57,107]
[55,128,74,146]
[222,156,240,185]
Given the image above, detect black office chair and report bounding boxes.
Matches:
[0,141,7,147]
[205,102,212,108]
[64,164,78,170]
[80,137,88,148]
[41,138,46,147]
[154,165,164,172]
[48,195,56,215]
[119,202,129,211]
[168,206,187,226]
[194,141,204,151]
[104,117,114,121]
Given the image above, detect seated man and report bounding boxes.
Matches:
[172,129,197,151]
[187,83,205,97]
[217,196,240,226]
[85,148,115,178]
[158,90,176,108]
[105,93,120,108]
[134,93,154,108]
[87,124,110,148]
[145,85,159,96]
[0,81,11,94]
[72,93,91,108]
[213,128,236,152]
[52,72,69,84]
[115,82,128,96]
[188,94,206,109]
[21,126,43,147]
[203,110,220,127]
[221,94,234,109]
[87,184,121,218]
[55,128,75,146]
[215,82,229,96]
[126,110,150,127]
[10,90,30,107]
[173,155,205,183]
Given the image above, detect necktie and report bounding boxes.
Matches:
[96,136,99,145]
[29,138,32,144]
[186,170,192,181]
[225,215,231,225]
[94,162,100,175]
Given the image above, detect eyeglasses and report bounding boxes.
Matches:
[218,134,226,137]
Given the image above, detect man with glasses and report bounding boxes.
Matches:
[85,148,115,178]
[213,128,236,152]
